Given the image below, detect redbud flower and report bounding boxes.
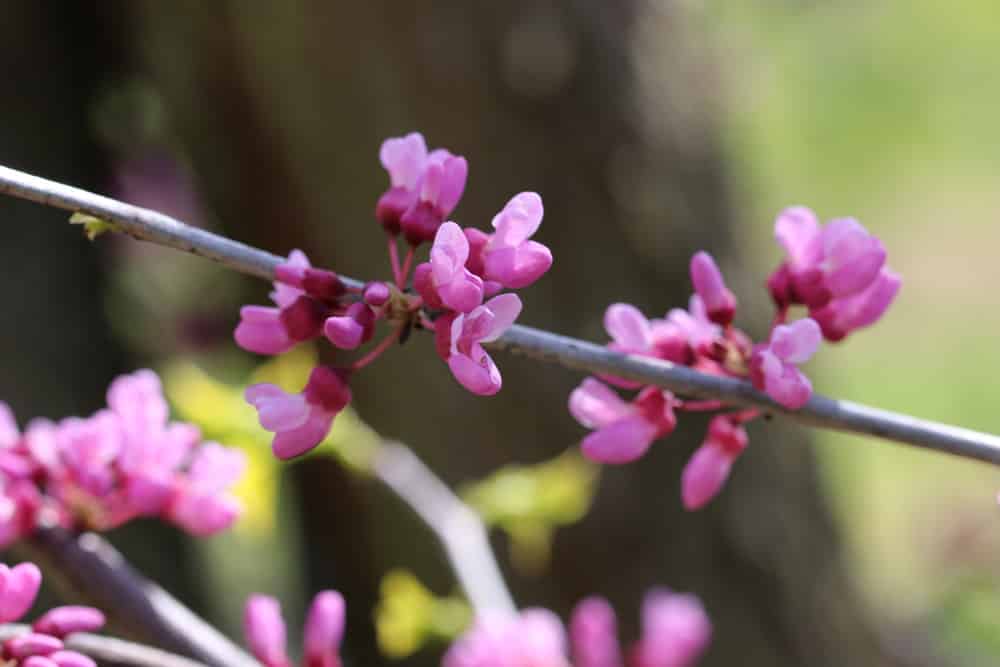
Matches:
[650,298,721,366]
[167,442,246,536]
[444,294,522,395]
[771,207,886,309]
[570,597,623,667]
[482,192,553,289]
[428,222,485,313]
[245,595,292,667]
[245,366,352,459]
[303,591,346,667]
[443,609,569,667]
[323,303,376,350]
[376,132,429,235]
[750,318,821,409]
[400,148,468,246]
[33,607,106,638]
[0,562,41,623]
[810,268,901,342]
[570,379,676,464]
[689,252,736,327]
[681,415,749,510]
[631,590,710,667]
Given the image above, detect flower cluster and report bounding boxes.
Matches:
[244,591,345,667]
[0,370,245,544]
[444,589,710,667]
[0,561,106,667]
[570,207,899,509]
[236,132,553,458]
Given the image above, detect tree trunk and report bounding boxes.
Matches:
[130,1,899,664]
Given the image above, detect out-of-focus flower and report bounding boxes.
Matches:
[749,318,821,409]
[681,415,749,510]
[244,591,345,667]
[569,380,676,464]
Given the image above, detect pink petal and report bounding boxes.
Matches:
[244,595,290,667]
[763,360,813,409]
[570,597,622,667]
[270,249,310,308]
[569,378,634,429]
[581,415,658,464]
[774,206,821,266]
[34,606,106,638]
[483,241,553,289]
[637,590,711,667]
[431,222,470,284]
[681,443,733,510]
[235,306,294,355]
[379,132,428,190]
[769,318,821,364]
[438,269,485,314]
[4,632,63,658]
[448,346,502,396]
[271,408,335,459]
[323,315,364,350]
[822,218,885,297]
[170,492,242,536]
[245,384,310,432]
[437,155,468,216]
[603,304,651,351]
[48,651,97,667]
[187,442,247,491]
[490,192,544,247]
[812,268,901,341]
[517,608,569,664]
[304,591,345,666]
[479,293,522,342]
[0,562,42,623]
[690,251,736,325]
[0,402,19,449]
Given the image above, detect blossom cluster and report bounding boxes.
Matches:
[244,591,345,667]
[444,589,710,667]
[0,560,106,666]
[237,132,553,459]
[0,370,245,545]
[571,208,900,510]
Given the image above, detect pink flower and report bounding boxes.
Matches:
[631,590,710,667]
[244,591,345,667]
[689,252,735,327]
[54,413,121,499]
[444,294,522,395]
[323,303,376,350]
[33,606,106,638]
[482,192,553,289]
[649,298,721,366]
[443,609,569,667]
[770,207,886,309]
[167,442,246,536]
[399,148,468,246]
[245,366,352,459]
[750,318,821,409]
[245,595,292,667]
[426,222,485,313]
[376,133,429,235]
[570,597,622,667]
[235,251,330,355]
[569,379,676,464]
[810,268,901,342]
[304,591,345,667]
[681,415,749,510]
[4,632,63,660]
[0,561,41,623]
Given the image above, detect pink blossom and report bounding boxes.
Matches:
[245,595,292,667]
[362,281,391,307]
[649,298,721,365]
[689,252,735,327]
[376,132,429,235]
[570,379,676,464]
[54,413,121,499]
[166,442,245,536]
[323,303,376,350]
[443,609,569,667]
[444,294,522,395]
[770,207,886,309]
[400,148,468,246]
[0,562,41,623]
[681,415,749,510]
[750,318,821,409]
[631,590,710,667]
[482,192,553,289]
[33,606,105,638]
[570,597,622,667]
[245,366,352,459]
[810,268,901,342]
[303,591,345,667]
[427,222,485,313]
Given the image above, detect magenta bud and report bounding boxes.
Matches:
[33,606,106,638]
[301,268,344,301]
[279,296,328,342]
[363,282,391,307]
[690,251,736,327]
[4,632,63,659]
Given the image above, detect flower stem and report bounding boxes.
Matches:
[387,235,402,286]
[351,324,405,371]
[398,247,416,288]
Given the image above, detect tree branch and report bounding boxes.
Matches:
[0,625,207,667]
[18,528,258,667]
[373,441,516,614]
[2,164,999,464]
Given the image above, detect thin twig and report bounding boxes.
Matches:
[19,528,258,667]
[2,164,999,464]
[373,441,516,614]
[0,625,207,667]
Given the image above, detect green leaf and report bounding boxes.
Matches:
[69,212,118,240]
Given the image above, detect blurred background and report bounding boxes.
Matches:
[1,2,998,665]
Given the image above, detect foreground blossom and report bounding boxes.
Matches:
[0,370,246,542]
[244,591,345,667]
[438,294,523,396]
[482,192,553,289]
[0,561,103,667]
[569,379,676,464]
[749,318,821,409]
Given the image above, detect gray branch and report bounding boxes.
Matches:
[2,164,999,465]
[373,441,516,614]
[0,625,207,667]
[19,528,258,667]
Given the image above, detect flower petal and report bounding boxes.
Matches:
[569,378,633,429]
